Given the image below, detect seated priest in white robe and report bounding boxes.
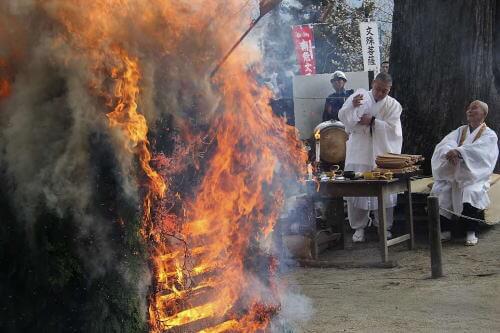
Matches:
[339,73,403,242]
[431,100,499,246]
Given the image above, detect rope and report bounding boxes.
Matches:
[438,206,488,224]
[270,96,354,100]
[294,96,348,100]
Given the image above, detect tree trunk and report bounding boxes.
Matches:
[390,0,500,173]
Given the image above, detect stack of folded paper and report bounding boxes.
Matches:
[375,153,424,174]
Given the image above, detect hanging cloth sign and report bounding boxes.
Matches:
[291,25,317,75]
[359,21,381,72]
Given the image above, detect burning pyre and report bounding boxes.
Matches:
[0,1,307,331]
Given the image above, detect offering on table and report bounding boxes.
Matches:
[375,153,424,174]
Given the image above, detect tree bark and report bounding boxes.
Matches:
[390,0,500,173]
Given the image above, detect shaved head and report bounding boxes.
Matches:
[469,100,488,117]
[374,72,392,85]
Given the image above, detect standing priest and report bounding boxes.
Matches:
[339,73,403,242]
[431,100,498,246]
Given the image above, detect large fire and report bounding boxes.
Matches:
[0,0,307,331]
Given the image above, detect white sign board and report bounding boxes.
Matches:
[359,22,380,72]
[293,72,369,139]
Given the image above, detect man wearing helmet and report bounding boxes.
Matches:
[322,70,354,122]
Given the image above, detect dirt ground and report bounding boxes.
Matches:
[283,224,500,332]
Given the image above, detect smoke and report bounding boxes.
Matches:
[276,290,314,332]
[0,0,230,229]
[0,0,312,330]
[3,49,98,222]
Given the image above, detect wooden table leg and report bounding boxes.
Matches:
[333,198,346,249]
[405,178,415,250]
[377,188,389,263]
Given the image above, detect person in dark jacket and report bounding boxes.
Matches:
[322,71,354,121]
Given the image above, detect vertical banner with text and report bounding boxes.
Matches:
[292,25,316,76]
[359,22,380,72]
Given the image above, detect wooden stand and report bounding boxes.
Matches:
[307,175,416,263]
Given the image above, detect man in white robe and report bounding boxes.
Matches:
[431,100,498,245]
[339,73,403,242]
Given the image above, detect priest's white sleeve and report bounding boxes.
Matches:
[431,128,461,181]
[338,94,359,131]
[338,89,370,132]
[454,128,499,186]
[372,99,403,154]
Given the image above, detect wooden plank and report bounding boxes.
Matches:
[383,181,409,194]
[283,235,313,259]
[317,183,382,197]
[312,230,341,259]
[308,180,407,198]
[315,230,341,243]
[316,230,340,245]
[387,234,411,246]
[320,179,398,184]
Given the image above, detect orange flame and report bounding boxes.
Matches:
[105,47,166,231]
[13,1,308,331]
[148,53,306,333]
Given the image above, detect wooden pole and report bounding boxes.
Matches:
[428,196,443,278]
[210,0,283,77]
[209,15,263,78]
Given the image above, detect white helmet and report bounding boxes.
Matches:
[331,71,347,81]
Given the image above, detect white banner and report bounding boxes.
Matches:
[359,22,380,72]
